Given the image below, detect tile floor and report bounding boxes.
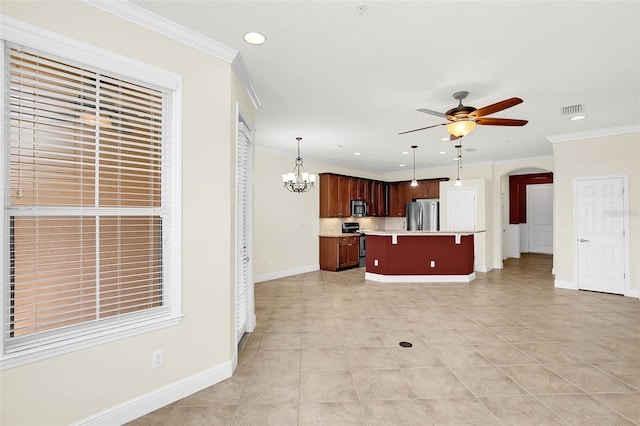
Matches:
[129,254,639,425]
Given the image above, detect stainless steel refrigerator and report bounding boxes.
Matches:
[406,199,440,231]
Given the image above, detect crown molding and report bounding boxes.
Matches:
[547,124,640,144]
[82,0,261,110]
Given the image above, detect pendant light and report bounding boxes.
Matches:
[454,143,463,186]
[410,145,418,187]
[281,137,317,193]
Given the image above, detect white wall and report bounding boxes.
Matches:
[0,2,255,424]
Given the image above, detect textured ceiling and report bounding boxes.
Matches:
[132,1,640,174]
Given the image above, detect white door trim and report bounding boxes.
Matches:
[573,174,631,296]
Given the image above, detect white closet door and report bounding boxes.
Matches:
[527,183,553,254]
[576,177,625,295]
[236,122,251,341]
[447,187,477,231]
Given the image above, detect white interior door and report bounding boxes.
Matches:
[576,177,625,294]
[502,191,509,260]
[236,120,254,341]
[447,187,477,231]
[527,183,553,254]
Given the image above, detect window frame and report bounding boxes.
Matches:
[0,16,182,370]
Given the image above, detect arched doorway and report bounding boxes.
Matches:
[497,166,554,268]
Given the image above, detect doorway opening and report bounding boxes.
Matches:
[502,168,554,263]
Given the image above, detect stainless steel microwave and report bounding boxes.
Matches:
[350,200,368,217]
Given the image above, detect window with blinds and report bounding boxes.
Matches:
[2,42,177,359]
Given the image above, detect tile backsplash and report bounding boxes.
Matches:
[319,217,405,234]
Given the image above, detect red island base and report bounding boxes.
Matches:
[364,233,475,283]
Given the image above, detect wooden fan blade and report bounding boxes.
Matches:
[398,122,447,135]
[475,117,528,126]
[417,108,446,118]
[470,97,523,118]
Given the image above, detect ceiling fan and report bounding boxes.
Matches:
[399,91,528,139]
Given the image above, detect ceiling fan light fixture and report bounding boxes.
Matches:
[446,120,476,137]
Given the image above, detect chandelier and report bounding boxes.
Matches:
[281,137,317,193]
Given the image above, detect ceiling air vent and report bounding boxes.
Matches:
[561,103,586,116]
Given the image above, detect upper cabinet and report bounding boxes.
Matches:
[411,179,441,200]
[320,173,446,218]
[369,181,386,217]
[388,182,411,217]
[320,173,351,217]
[350,178,369,202]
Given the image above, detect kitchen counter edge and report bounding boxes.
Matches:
[363,230,486,236]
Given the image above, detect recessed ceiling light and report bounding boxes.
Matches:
[453,157,460,161]
[439,151,447,155]
[570,115,587,121]
[401,151,409,155]
[244,32,266,45]
[441,137,450,141]
[354,152,362,156]
[399,164,406,167]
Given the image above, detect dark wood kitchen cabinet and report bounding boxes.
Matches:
[319,173,352,217]
[388,182,411,217]
[320,173,446,218]
[410,180,428,200]
[350,178,369,203]
[319,236,360,271]
[369,181,386,216]
[425,180,441,199]
[410,179,441,200]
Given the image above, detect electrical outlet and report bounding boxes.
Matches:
[374,259,379,266]
[152,350,164,369]
[430,260,436,267]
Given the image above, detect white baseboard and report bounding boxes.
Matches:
[625,287,640,299]
[475,265,493,273]
[554,280,578,290]
[254,264,319,283]
[75,361,233,425]
[493,261,504,270]
[365,272,475,283]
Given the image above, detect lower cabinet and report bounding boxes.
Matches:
[319,236,360,271]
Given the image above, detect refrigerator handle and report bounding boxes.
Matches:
[418,204,423,230]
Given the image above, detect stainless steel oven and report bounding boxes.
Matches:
[342,222,366,267]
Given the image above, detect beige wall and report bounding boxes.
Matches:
[0,1,255,425]
[552,131,639,291]
[253,149,384,280]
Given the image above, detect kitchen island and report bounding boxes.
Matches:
[364,230,484,283]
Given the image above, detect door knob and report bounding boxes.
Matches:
[579,238,589,242]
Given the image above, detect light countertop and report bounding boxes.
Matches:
[364,230,485,236]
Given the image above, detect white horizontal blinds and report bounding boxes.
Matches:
[5,43,167,350]
[236,123,250,341]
